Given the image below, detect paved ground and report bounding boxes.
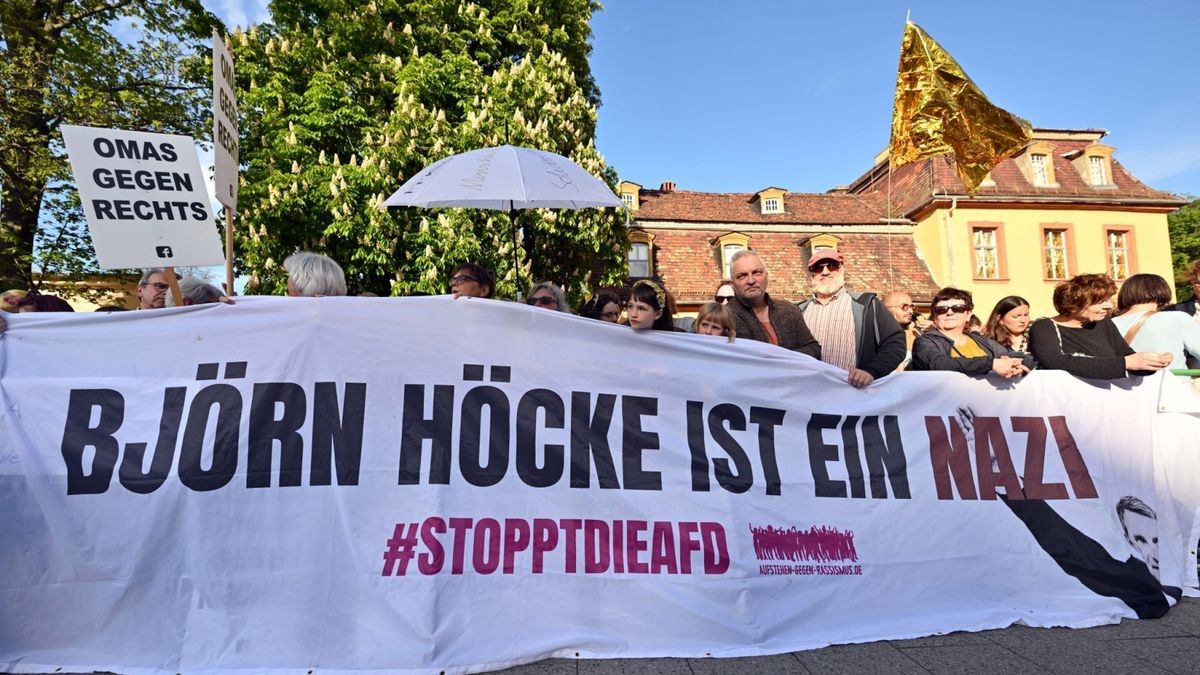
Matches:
[497,597,1200,675]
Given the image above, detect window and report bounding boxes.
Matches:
[1106,230,1131,280]
[628,242,650,278]
[721,243,744,278]
[621,192,635,208]
[1043,229,1069,280]
[972,228,999,279]
[1089,156,1107,186]
[1030,154,1050,186]
[762,198,781,214]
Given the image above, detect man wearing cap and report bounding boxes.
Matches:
[799,250,905,387]
[726,250,821,359]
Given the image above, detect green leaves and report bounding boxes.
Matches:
[0,0,218,290]
[233,0,624,300]
[1169,198,1200,302]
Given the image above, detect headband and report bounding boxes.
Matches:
[633,279,667,309]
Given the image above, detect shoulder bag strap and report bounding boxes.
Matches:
[1123,310,1157,343]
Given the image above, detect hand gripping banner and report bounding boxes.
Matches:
[1,297,1196,673]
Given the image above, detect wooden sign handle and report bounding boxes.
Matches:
[165,267,183,307]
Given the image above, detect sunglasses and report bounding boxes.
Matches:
[808,260,842,274]
[527,296,557,307]
[450,274,478,285]
[714,295,734,304]
[932,304,971,316]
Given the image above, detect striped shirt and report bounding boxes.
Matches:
[803,288,857,371]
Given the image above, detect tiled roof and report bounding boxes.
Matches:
[848,138,1186,216]
[632,189,904,225]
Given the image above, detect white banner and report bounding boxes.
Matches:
[1,297,1197,674]
[61,124,225,269]
[212,29,239,212]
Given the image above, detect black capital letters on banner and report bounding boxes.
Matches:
[708,403,752,494]
[399,384,454,484]
[807,413,845,497]
[118,387,185,494]
[247,383,306,488]
[621,396,661,490]
[749,407,785,496]
[178,384,241,491]
[569,392,619,488]
[312,382,366,486]
[516,388,566,488]
[459,385,510,487]
[61,389,124,495]
[862,415,910,498]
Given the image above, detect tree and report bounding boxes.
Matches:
[230,0,626,300]
[0,0,218,292]
[1168,198,1200,302]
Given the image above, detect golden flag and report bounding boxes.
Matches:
[888,22,1031,194]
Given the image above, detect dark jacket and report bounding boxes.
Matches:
[910,330,1036,375]
[1167,297,1198,315]
[798,291,906,378]
[728,293,821,360]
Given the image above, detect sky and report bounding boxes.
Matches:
[205,0,1200,198]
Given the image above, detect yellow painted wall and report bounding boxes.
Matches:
[913,205,1175,320]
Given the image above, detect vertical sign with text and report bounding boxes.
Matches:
[213,29,239,212]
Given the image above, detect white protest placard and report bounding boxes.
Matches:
[212,29,239,211]
[61,124,225,269]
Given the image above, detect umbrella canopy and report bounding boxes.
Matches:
[382,145,622,210]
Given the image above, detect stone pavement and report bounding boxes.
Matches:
[498,597,1200,675]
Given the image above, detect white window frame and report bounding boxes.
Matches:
[1106,230,1130,280]
[972,228,999,279]
[1089,155,1107,186]
[1030,154,1050,186]
[628,242,650,278]
[762,198,781,214]
[1044,229,1069,280]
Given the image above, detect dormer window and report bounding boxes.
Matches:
[617,180,642,210]
[754,187,787,215]
[1017,141,1058,187]
[1088,156,1106,185]
[1030,154,1050,186]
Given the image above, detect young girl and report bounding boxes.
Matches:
[627,280,677,332]
[692,300,735,342]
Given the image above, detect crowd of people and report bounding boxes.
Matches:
[4,251,1200,386]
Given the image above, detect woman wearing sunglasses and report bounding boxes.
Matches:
[910,287,1033,377]
[525,282,571,313]
[1029,273,1172,379]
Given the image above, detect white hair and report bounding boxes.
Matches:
[166,276,223,307]
[283,252,347,297]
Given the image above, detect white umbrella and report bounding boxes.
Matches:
[382,145,624,294]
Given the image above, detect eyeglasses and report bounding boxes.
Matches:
[449,274,478,285]
[714,295,734,304]
[932,303,970,316]
[140,282,170,291]
[600,310,621,319]
[527,296,557,307]
[808,261,843,274]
